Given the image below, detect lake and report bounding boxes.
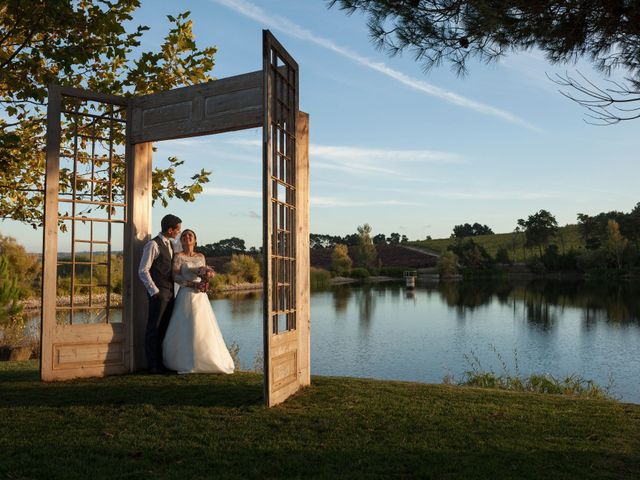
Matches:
[211,279,640,403]
[31,279,640,403]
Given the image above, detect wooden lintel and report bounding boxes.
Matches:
[130,70,264,143]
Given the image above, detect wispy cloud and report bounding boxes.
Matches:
[423,190,561,201]
[212,0,541,131]
[226,138,464,177]
[230,210,261,219]
[311,145,463,163]
[204,187,261,198]
[312,197,421,207]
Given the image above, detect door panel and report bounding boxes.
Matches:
[41,86,130,381]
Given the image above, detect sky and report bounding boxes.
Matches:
[4,0,639,251]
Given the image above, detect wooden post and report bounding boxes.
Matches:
[296,111,310,386]
[40,85,61,381]
[126,141,153,370]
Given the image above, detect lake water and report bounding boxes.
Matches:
[32,279,640,403]
[211,280,640,403]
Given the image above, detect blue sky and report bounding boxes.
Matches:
[5,0,639,251]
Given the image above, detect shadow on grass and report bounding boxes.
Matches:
[0,363,264,408]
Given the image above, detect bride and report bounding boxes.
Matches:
[162,229,235,374]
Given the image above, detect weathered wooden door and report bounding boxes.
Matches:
[41,86,131,380]
[262,32,310,406]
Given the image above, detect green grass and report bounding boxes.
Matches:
[413,224,585,262]
[2,361,639,479]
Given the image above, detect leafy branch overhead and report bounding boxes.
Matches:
[0,1,215,228]
[327,0,640,124]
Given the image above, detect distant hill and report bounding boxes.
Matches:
[311,245,437,270]
[411,224,585,262]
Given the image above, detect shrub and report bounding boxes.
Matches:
[0,234,41,298]
[437,251,459,276]
[225,254,261,283]
[495,247,510,264]
[0,256,23,327]
[448,238,493,269]
[349,267,370,280]
[310,267,331,288]
[209,273,228,292]
[577,248,609,271]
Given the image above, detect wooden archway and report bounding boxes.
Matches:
[41,31,310,406]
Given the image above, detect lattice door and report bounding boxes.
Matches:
[263,31,309,406]
[41,86,130,380]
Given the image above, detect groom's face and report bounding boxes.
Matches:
[166,223,182,239]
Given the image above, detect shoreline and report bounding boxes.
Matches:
[19,277,401,312]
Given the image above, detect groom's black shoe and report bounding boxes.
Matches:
[148,366,164,375]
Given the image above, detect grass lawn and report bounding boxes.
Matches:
[412,224,585,262]
[1,361,639,479]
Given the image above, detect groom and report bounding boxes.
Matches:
[138,214,182,374]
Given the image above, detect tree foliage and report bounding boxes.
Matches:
[453,222,494,238]
[0,1,216,227]
[331,243,353,276]
[448,238,492,269]
[197,237,247,257]
[0,233,40,297]
[356,223,377,270]
[517,209,559,256]
[577,203,640,251]
[328,0,640,123]
[605,219,628,270]
[437,250,459,276]
[0,255,23,327]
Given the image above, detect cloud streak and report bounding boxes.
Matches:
[204,187,261,198]
[212,0,541,131]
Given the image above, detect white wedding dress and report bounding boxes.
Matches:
[162,254,235,374]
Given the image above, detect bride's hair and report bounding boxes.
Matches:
[180,229,197,246]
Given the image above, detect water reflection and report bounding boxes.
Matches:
[332,285,350,315]
[356,285,377,325]
[305,279,640,402]
[416,279,640,327]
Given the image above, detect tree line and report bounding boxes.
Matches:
[440,204,640,274]
[311,231,410,249]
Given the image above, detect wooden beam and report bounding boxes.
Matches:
[130,70,264,143]
[58,85,129,106]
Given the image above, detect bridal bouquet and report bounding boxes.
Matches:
[195,266,215,293]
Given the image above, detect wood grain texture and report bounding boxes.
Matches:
[41,85,62,381]
[295,111,311,387]
[126,142,153,371]
[130,71,263,143]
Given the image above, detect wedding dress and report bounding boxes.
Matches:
[162,254,235,374]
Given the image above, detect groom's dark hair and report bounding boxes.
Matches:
[161,214,182,233]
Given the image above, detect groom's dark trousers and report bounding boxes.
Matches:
[145,236,175,370]
[145,288,174,370]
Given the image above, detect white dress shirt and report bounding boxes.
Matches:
[138,233,176,297]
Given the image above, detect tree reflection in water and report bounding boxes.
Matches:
[332,284,351,315]
[426,279,640,329]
